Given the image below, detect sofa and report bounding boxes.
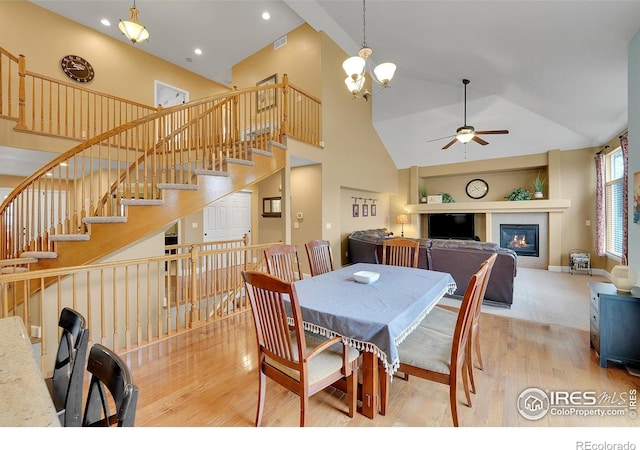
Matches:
[347,229,517,308]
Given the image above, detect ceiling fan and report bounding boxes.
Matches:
[432,79,509,150]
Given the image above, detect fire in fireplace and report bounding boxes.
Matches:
[500,224,539,257]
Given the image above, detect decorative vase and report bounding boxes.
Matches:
[610,257,638,292]
[534,191,543,199]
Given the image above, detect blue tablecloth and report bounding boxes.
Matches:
[293,263,456,375]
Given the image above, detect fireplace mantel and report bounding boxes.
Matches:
[404,199,570,214]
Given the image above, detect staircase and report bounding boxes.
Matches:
[0,48,321,272]
[25,141,287,270]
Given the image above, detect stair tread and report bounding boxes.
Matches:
[49,234,91,241]
[224,158,255,166]
[158,183,199,190]
[194,169,229,177]
[20,251,58,259]
[120,199,165,206]
[82,216,128,224]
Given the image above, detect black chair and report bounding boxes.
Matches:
[44,307,89,427]
[82,344,139,427]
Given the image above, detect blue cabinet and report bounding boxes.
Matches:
[589,282,640,368]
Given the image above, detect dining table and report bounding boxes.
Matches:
[293,262,456,419]
[0,316,61,427]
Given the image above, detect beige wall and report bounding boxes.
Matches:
[0,2,226,106]
[397,143,630,270]
[232,25,399,267]
[0,1,226,155]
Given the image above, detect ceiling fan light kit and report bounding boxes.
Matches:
[436,78,509,150]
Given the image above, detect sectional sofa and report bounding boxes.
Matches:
[347,228,518,308]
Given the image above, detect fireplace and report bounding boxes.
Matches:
[500,224,539,257]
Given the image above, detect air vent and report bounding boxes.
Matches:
[273,35,287,50]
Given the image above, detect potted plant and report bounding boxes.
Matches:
[506,187,533,201]
[419,186,428,203]
[439,192,455,203]
[532,172,546,199]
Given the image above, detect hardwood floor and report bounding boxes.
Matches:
[122,306,639,428]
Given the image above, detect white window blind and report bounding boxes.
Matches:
[605,148,624,257]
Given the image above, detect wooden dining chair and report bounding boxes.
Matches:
[264,244,303,282]
[241,270,360,427]
[44,307,90,427]
[381,237,420,268]
[420,253,498,394]
[380,261,490,426]
[305,239,334,276]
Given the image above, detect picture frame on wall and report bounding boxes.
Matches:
[256,74,277,111]
[362,204,369,217]
[371,204,377,216]
[352,203,359,218]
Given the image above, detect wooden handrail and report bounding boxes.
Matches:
[0,239,281,375]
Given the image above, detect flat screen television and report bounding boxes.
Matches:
[428,213,475,240]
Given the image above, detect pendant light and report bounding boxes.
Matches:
[119,0,150,44]
[342,0,396,100]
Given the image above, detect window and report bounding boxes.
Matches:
[605,147,624,257]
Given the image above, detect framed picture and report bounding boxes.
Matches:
[352,203,359,218]
[256,74,277,111]
[362,204,369,217]
[371,204,377,216]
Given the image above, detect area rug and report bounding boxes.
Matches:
[438,267,608,331]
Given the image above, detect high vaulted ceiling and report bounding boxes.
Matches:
[21,1,640,171]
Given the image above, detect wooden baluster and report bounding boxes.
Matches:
[16,54,26,130]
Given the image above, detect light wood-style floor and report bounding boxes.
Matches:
[123,304,640,428]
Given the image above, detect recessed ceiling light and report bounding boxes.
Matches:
[262,12,270,20]
[101,18,111,26]
[194,48,202,55]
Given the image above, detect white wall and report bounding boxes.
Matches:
[629,31,640,281]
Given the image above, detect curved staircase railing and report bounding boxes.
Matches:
[0,46,158,140]
[1,73,321,261]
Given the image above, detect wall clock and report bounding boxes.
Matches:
[60,55,94,83]
[465,178,489,199]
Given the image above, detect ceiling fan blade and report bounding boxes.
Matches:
[475,130,509,135]
[427,134,456,143]
[442,138,458,150]
[472,136,490,145]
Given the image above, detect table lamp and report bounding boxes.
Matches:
[395,214,409,237]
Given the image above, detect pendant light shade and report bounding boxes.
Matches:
[343,56,366,79]
[119,2,149,44]
[373,62,397,86]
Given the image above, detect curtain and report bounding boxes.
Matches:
[594,152,605,257]
[620,134,629,263]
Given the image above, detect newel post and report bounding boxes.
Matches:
[16,54,27,130]
[188,245,201,327]
[281,73,289,138]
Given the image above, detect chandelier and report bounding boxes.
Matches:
[119,0,150,44]
[342,0,396,100]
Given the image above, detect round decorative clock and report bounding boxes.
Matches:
[465,178,489,199]
[60,55,94,83]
